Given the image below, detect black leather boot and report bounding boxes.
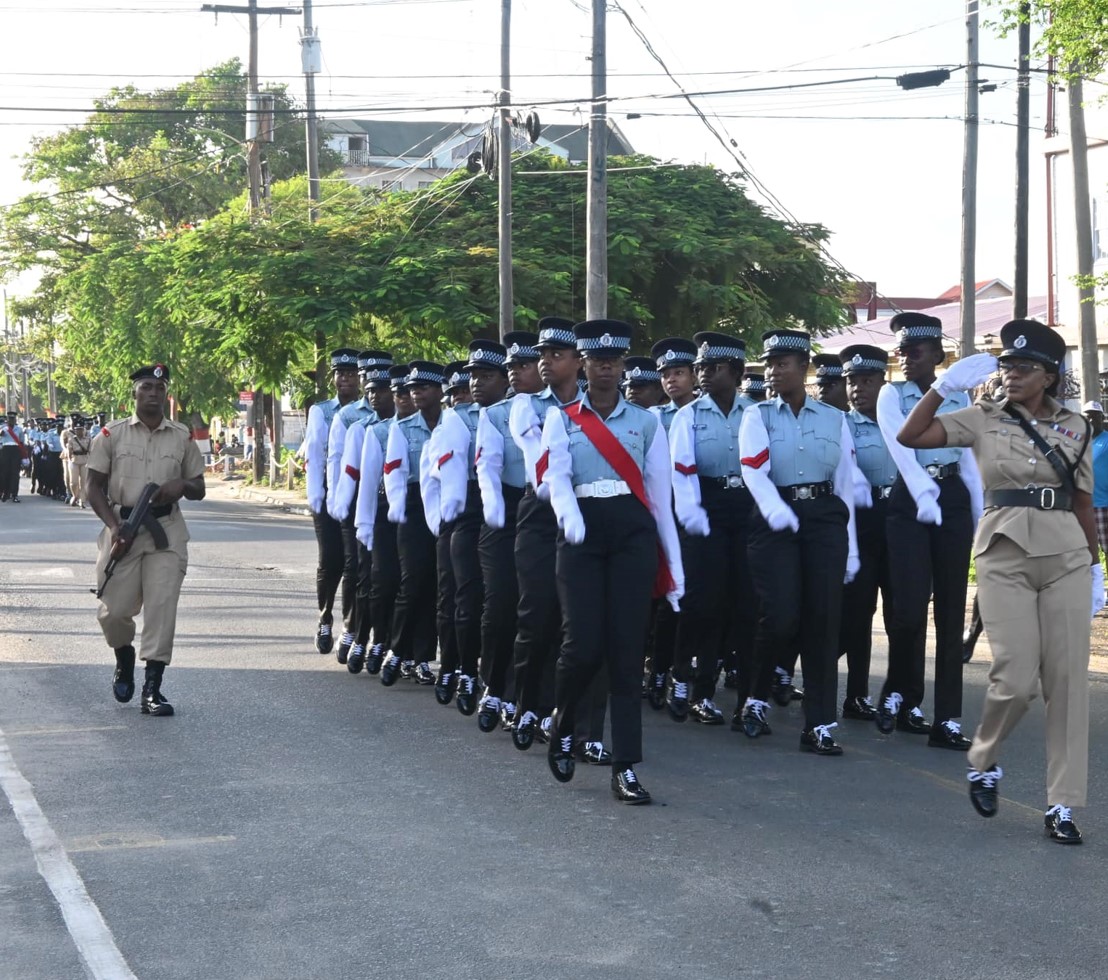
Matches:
[141,661,175,717]
[112,645,136,703]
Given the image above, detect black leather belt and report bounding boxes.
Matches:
[779,480,834,502]
[524,482,536,496]
[872,485,893,501]
[120,503,172,519]
[924,462,960,479]
[985,487,1073,511]
[703,474,745,490]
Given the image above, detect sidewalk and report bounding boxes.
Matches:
[205,476,312,517]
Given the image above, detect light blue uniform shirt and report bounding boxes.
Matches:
[0,422,22,447]
[338,396,376,429]
[685,392,755,478]
[317,397,341,428]
[44,429,62,452]
[654,401,681,434]
[484,398,528,489]
[757,395,844,486]
[395,411,434,485]
[891,381,967,467]
[454,401,481,476]
[564,392,658,484]
[846,409,898,488]
[369,415,393,454]
[1092,429,1108,508]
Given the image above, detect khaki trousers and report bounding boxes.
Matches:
[969,535,1091,806]
[67,459,87,504]
[95,510,189,665]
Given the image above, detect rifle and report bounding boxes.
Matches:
[91,482,169,599]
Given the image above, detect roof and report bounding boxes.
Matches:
[322,118,635,162]
[936,278,1012,302]
[815,295,1050,353]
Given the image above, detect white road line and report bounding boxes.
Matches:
[0,725,137,980]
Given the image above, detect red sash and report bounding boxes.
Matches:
[562,400,674,599]
[7,424,29,460]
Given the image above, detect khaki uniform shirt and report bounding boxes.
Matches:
[88,414,204,511]
[939,396,1093,558]
[68,431,90,459]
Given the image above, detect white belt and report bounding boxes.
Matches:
[573,479,631,499]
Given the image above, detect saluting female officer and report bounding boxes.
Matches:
[540,320,684,804]
[899,320,1101,845]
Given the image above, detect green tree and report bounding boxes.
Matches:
[988,1,1108,78]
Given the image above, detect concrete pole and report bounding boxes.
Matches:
[585,0,607,319]
[959,1,979,355]
[1067,74,1100,402]
[497,0,513,341]
[1014,3,1030,318]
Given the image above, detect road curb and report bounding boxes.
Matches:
[226,484,312,517]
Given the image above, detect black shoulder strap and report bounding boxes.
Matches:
[1001,403,1077,493]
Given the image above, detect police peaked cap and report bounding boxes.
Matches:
[389,364,411,389]
[407,361,447,387]
[839,344,889,376]
[443,361,470,390]
[998,319,1066,371]
[760,329,811,359]
[465,340,508,372]
[623,356,662,385]
[535,316,578,350]
[502,332,540,363]
[741,372,766,391]
[651,337,697,370]
[574,319,632,355]
[889,312,943,346]
[130,363,170,384]
[330,348,360,370]
[812,352,845,381]
[693,332,746,366]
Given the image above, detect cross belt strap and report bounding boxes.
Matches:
[1001,403,1086,495]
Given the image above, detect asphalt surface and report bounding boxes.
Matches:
[2,478,1107,980]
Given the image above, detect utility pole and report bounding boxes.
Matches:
[586,0,607,319]
[497,0,513,341]
[1013,1,1030,319]
[301,0,321,221]
[1067,72,1100,402]
[959,0,979,355]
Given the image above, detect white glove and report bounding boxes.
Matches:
[387,499,406,524]
[932,353,998,397]
[845,554,860,584]
[682,505,711,537]
[1092,563,1105,619]
[915,488,943,525]
[308,491,324,514]
[666,586,684,613]
[763,498,800,533]
[483,495,505,530]
[562,509,586,545]
[356,527,372,549]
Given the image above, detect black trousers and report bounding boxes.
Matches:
[0,445,20,499]
[747,493,848,730]
[450,481,485,678]
[478,484,523,698]
[393,484,439,664]
[882,474,972,723]
[554,495,656,767]
[647,601,678,677]
[312,507,345,626]
[513,489,562,717]
[339,513,359,636]
[674,480,756,702]
[369,505,399,650]
[354,540,373,647]
[837,498,891,700]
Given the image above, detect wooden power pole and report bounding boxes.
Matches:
[959,0,979,355]
[497,0,513,341]
[1068,74,1100,402]
[586,0,607,320]
[1014,2,1030,319]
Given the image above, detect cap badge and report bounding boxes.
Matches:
[600,333,613,348]
[153,365,164,379]
[1014,335,1027,349]
[665,349,675,360]
[852,354,862,365]
[409,367,419,380]
[699,341,710,355]
[630,367,642,378]
[509,343,520,355]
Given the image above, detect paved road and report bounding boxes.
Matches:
[1,480,1106,980]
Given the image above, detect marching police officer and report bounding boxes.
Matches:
[0,410,25,502]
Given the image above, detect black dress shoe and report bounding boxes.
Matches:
[789,685,804,701]
[967,765,1002,817]
[1044,805,1082,844]
[499,701,516,731]
[380,653,402,687]
[477,695,501,733]
[770,672,793,707]
[875,693,901,734]
[733,699,771,738]
[646,671,667,711]
[928,720,972,750]
[346,644,366,674]
[315,623,334,654]
[365,644,385,674]
[140,662,174,717]
[535,717,552,745]
[576,742,612,766]
[434,668,457,704]
[723,669,739,690]
[689,698,725,725]
[841,696,877,721]
[412,662,435,685]
[456,675,478,716]
[548,732,575,783]
[799,725,843,756]
[512,711,538,751]
[611,768,651,804]
[897,707,931,734]
[666,679,689,722]
[112,645,136,703]
[399,660,415,680]
[336,631,354,665]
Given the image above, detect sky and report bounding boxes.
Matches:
[0,0,1077,306]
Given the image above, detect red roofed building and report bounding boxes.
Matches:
[934,279,1014,304]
